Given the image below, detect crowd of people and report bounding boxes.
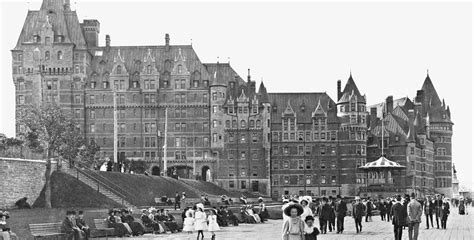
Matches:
[281,193,471,240]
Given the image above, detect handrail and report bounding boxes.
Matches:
[82,169,136,201]
[73,167,133,206]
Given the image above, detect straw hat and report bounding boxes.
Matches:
[283,203,304,217]
[196,203,204,211]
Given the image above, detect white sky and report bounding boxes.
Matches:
[0,0,472,189]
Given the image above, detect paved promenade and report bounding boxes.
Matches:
[99,206,473,240]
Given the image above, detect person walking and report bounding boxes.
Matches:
[365,198,373,222]
[194,203,207,240]
[391,195,404,240]
[335,195,347,234]
[282,203,305,240]
[386,198,393,222]
[379,199,386,221]
[352,197,365,234]
[423,196,434,229]
[328,196,336,232]
[441,198,450,229]
[407,193,422,240]
[458,197,466,215]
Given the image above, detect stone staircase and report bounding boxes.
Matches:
[61,167,136,210]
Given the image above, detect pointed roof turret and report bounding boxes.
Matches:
[258,81,270,103]
[338,73,366,104]
[421,71,442,109]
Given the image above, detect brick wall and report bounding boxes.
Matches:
[0,158,57,209]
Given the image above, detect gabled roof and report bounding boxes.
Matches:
[14,1,86,50]
[268,92,337,124]
[338,73,366,104]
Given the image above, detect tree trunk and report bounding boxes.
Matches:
[44,150,52,208]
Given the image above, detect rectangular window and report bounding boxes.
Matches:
[90,124,95,133]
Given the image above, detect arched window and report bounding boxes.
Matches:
[225,120,230,128]
[45,51,50,60]
[256,120,261,128]
[249,120,255,128]
[116,65,122,74]
[146,65,152,74]
[164,60,172,72]
[240,120,246,128]
[57,51,63,60]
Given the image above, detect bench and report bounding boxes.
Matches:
[29,222,65,240]
[92,219,115,238]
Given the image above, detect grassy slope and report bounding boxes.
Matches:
[33,171,120,208]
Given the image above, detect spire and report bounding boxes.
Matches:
[258,81,269,103]
[338,72,365,104]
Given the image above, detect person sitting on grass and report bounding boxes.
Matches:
[106,209,131,237]
[75,210,90,239]
[246,205,261,223]
[14,197,31,209]
[140,209,162,234]
[63,210,86,240]
[0,210,18,240]
[120,209,145,236]
[240,205,256,223]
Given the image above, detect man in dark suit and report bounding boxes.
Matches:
[335,195,347,234]
[174,192,181,210]
[317,197,332,234]
[433,194,443,229]
[391,195,405,240]
[75,210,90,239]
[424,196,434,229]
[63,210,85,240]
[352,196,365,233]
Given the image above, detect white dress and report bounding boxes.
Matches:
[183,209,195,232]
[207,215,220,232]
[194,211,207,231]
[300,206,313,222]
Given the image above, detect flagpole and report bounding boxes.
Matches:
[163,108,168,176]
[193,125,196,177]
[381,103,384,156]
[113,88,118,167]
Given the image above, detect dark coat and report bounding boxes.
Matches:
[318,203,333,220]
[335,201,347,217]
[352,203,365,220]
[391,202,405,226]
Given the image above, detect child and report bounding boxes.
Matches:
[282,203,305,240]
[207,209,220,240]
[304,216,320,240]
[183,207,195,237]
[194,203,207,240]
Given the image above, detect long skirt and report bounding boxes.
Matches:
[128,222,145,235]
[109,223,131,237]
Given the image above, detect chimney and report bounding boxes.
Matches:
[386,95,393,114]
[415,90,424,103]
[337,80,342,100]
[247,68,251,82]
[165,33,170,51]
[64,0,71,11]
[105,35,111,47]
[370,107,377,120]
[82,19,100,48]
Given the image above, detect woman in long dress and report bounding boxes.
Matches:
[282,203,305,240]
[258,197,270,222]
[207,209,221,240]
[299,197,313,222]
[194,203,207,240]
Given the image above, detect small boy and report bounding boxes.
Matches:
[304,215,320,240]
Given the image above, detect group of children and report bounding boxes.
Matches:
[182,203,220,240]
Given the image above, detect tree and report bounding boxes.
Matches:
[78,140,101,168]
[58,121,84,167]
[19,103,74,208]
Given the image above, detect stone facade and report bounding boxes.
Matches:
[13,0,453,197]
[0,158,57,209]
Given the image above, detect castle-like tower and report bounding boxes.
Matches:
[13,0,453,197]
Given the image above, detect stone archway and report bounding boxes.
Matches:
[201,166,211,182]
[167,166,193,179]
[151,166,160,176]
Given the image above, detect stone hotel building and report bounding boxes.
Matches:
[12,0,453,197]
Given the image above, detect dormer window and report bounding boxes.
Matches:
[230,82,235,88]
[45,51,50,60]
[203,80,209,87]
[102,81,109,89]
[146,65,152,74]
[33,35,40,43]
[57,51,63,60]
[116,65,122,74]
[57,35,63,42]
[300,105,305,112]
[272,105,277,112]
[178,65,183,73]
[442,114,446,119]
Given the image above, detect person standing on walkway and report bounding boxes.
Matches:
[423,196,434,229]
[174,192,181,210]
[379,199,386,221]
[441,198,450,229]
[391,195,404,240]
[458,197,466,215]
[352,197,365,234]
[407,193,422,240]
[365,198,373,222]
[386,198,393,222]
[282,203,305,240]
[328,196,336,232]
[433,194,442,229]
[335,195,347,234]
